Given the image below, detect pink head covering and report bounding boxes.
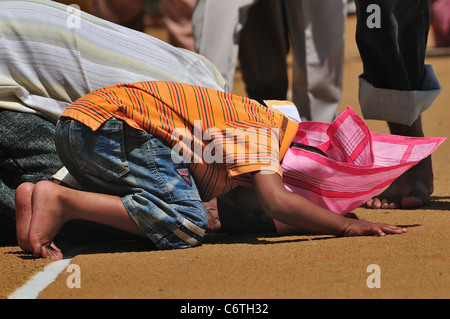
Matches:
[275,106,446,234]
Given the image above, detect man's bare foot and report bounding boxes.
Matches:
[15,182,35,252]
[366,156,433,209]
[366,117,434,209]
[28,181,66,261]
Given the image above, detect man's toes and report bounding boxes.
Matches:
[400,196,427,209]
[388,202,398,209]
[366,197,401,209]
[370,198,382,209]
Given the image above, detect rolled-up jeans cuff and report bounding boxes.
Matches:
[358,64,442,125]
[51,167,82,189]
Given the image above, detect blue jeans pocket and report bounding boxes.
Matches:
[143,135,202,203]
[69,119,130,182]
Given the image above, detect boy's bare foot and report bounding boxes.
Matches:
[15,182,35,252]
[28,181,65,261]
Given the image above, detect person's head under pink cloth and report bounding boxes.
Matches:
[272,105,445,234]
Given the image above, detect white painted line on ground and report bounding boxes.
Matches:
[8,257,72,299]
[7,245,86,299]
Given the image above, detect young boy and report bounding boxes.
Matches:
[15,81,406,260]
[0,0,226,228]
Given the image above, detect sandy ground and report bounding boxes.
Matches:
[1,15,449,301]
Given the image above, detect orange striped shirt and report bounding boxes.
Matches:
[62,81,298,200]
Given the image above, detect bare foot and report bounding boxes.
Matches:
[366,156,433,209]
[15,182,35,252]
[203,198,221,232]
[366,117,433,209]
[28,181,66,261]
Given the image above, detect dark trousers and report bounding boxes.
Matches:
[355,0,430,91]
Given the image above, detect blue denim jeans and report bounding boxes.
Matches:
[55,117,208,250]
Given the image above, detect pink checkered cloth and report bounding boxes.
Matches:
[274,106,446,234]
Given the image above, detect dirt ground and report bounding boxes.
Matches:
[1,15,449,302]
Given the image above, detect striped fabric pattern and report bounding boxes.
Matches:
[275,106,446,234]
[0,0,227,123]
[62,81,299,201]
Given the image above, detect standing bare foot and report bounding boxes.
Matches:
[15,182,35,252]
[366,156,433,209]
[366,117,434,209]
[28,181,66,261]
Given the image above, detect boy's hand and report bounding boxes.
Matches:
[341,218,407,237]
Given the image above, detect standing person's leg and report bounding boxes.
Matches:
[237,0,346,122]
[160,0,197,50]
[355,0,442,208]
[285,0,346,122]
[430,0,450,47]
[193,0,256,89]
[238,0,290,103]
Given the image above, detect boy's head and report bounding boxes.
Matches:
[281,106,445,216]
[289,142,328,157]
